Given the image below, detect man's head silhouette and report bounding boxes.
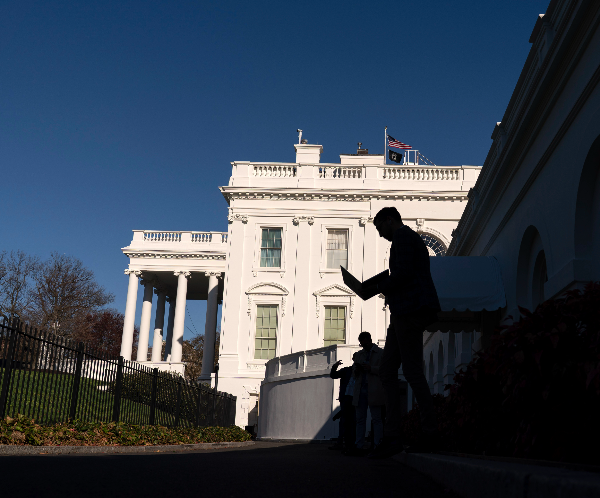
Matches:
[374,207,403,242]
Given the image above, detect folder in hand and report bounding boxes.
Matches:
[340,266,389,301]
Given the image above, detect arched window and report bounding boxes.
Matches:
[420,234,447,256]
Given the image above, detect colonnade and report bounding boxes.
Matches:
[120,269,222,373]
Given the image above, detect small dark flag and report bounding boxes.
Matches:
[389,150,403,163]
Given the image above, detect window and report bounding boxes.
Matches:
[260,228,282,268]
[324,306,346,346]
[420,234,446,256]
[254,305,278,359]
[326,229,348,269]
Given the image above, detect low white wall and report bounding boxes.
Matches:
[257,344,361,441]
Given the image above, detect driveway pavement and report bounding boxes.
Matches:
[1,442,458,498]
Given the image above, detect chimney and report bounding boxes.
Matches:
[294,143,323,164]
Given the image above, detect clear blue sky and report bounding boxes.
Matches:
[1,0,550,339]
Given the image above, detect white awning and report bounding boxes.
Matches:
[430,256,506,312]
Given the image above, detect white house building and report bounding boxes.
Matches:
[120,141,480,429]
[424,0,600,397]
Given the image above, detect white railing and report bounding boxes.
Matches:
[144,231,181,242]
[191,232,228,243]
[382,167,461,181]
[253,164,297,178]
[141,231,227,244]
[319,166,363,179]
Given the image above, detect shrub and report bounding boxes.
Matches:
[0,414,251,446]
[401,282,600,463]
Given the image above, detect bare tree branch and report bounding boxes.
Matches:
[29,252,114,337]
[0,250,40,322]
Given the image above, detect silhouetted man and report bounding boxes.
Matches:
[350,331,384,455]
[329,359,355,450]
[366,206,441,458]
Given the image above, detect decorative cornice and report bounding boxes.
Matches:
[173,271,191,278]
[292,216,315,226]
[123,251,226,260]
[124,269,142,277]
[359,217,373,227]
[228,214,249,224]
[221,189,468,203]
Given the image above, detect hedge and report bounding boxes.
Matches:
[0,414,251,446]
[401,282,600,464]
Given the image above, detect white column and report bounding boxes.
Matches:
[163,296,176,361]
[151,289,167,363]
[201,272,221,377]
[136,277,155,362]
[171,271,191,363]
[121,269,141,360]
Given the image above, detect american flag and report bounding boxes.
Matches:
[387,135,412,149]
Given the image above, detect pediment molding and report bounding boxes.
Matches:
[313,284,354,297]
[246,282,289,295]
[313,284,355,319]
[245,282,289,317]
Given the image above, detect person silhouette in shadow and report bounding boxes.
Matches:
[364,206,442,458]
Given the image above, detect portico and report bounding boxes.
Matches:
[120,230,227,377]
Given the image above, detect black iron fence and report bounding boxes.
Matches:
[0,319,235,427]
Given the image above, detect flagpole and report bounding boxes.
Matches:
[384,126,387,165]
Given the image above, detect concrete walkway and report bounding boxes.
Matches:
[0,442,458,498]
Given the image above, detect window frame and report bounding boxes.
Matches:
[323,305,347,347]
[252,303,280,361]
[253,223,288,274]
[319,223,353,276]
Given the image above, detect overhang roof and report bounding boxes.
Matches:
[431,256,506,313]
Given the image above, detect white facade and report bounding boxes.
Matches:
[120,142,480,428]
[425,0,600,392]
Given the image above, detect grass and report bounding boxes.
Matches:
[0,414,252,446]
[0,369,175,426]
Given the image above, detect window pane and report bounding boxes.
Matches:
[260,229,282,268]
[323,306,346,346]
[326,230,348,269]
[255,305,278,359]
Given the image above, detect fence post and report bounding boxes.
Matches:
[173,378,182,428]
[69,342,85,421]
[112,356,124,423]
[0,320,19,419]
[149,368,158,425]
[195,385,203,427]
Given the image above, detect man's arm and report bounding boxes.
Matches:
[330,360,343,379]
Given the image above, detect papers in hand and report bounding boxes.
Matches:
[340,266,389,301]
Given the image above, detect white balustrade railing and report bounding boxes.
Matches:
[142,231,227,244]
[144,231,181,242]
[253,164,297,178]
[191,232,228,243]
[382,167,461,181]
[319,166,363,179]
